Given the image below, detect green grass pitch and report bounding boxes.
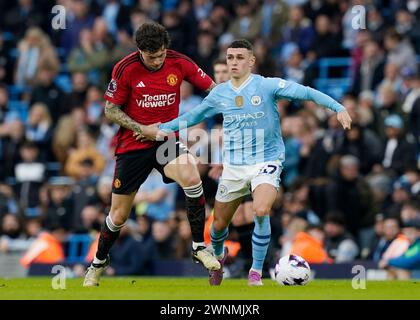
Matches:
[0,277,419,300]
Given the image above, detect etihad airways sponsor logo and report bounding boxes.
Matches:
[224,111,265,123]
[136,93,176,108]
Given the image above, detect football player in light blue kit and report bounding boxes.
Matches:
[140,39,352,286]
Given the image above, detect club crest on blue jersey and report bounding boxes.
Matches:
[251,95,261,106]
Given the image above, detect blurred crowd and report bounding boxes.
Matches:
[0,0,419,279]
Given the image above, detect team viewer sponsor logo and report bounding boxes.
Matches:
[136,93,176,108]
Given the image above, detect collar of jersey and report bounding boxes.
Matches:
[228,74,254,94]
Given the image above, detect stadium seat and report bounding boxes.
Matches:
[66,234,93,264]
[315,57,352,100]
[8,100,29,123]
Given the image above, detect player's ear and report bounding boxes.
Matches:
[249,54,256,68]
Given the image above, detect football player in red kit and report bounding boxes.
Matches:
[84,22,219,286]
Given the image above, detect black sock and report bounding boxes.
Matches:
[95,219,121,261]
[185,194,206,244]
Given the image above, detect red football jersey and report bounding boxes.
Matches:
[104,49,213,154]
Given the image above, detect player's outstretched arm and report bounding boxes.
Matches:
[277,80,352,130]
[160,98,218,133]
[104,101,145,134]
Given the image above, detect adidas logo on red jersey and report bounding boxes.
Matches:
[136,81,146,88]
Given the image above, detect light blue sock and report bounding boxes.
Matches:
[210,223,228,258]
[251,215,271,273]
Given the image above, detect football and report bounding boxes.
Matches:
[274,254,311,286]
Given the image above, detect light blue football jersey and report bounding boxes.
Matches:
[160,74,345,165]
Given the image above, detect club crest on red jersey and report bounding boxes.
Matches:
[167,74,178,86]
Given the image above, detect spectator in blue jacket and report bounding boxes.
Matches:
[379,218,420,279]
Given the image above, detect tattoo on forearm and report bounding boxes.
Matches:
[104,101,143,133]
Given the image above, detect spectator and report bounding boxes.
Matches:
[29,66,65,123]
[400,69,420,152]
[52,107,87,165]
[367,6,387,43]
[95,116,118,177]
[25,103,54,161]
[0,213,25,253]
[400,201,420,224]
[174,218,193,259]
[162,10,187,54]
[110,28,137,64]
[325,155,376,238]
[152,220,176,259]
[386,175,415,217]
[309,14,342,60]
[379,218,420,279]
[133,169,177,222]
[380,114,417,176]
[376,63,403,97]
[87,176,112,216]
[0,120,26,179]
[280,5,315,55]
[42,176,75,232]
[3,0,45,39]
[84,86,104,125]
[20,224,66,267]
[15,27,60,88]
[351,40,385,96]
[279,43,305,83]
[0,215,39,254]
[0,184,17,219]
[258,0,289,43]
[323,212,359,262]
[65,128,106,180]
[61,72,90,116]
[290,224,332,264]
[384,28,418,72]
[61,0,95,57]
[370,216,409,262]
[75,205,102,234]
[179,81,203,116]
[103,221,156,275]
[337,123,383,175]
[67,28,110,87]
[14,141,46,210]
[253,38,277,77]
[228,0,262,43]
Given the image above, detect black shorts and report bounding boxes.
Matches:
[112,138,189,194]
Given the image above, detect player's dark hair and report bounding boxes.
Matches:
[135,22,171,53]
[228,39,253,53]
